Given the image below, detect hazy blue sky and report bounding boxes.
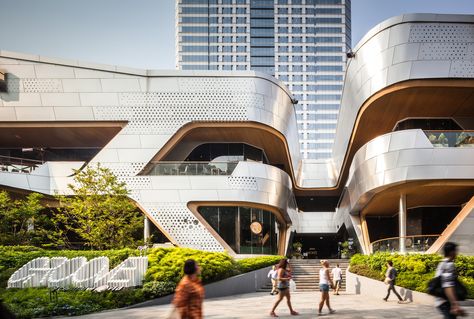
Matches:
[0,0,473,69]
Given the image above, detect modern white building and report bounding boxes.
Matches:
[176,0,351,160]
[1,14,474,257]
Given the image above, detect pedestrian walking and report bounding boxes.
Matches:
[434,242,467,318]
[172,259,205,319]
[268,265,279,295]
[331,263,342,295]
[318,260,336,316]
[269,259,299,317]
[383,260,403,303]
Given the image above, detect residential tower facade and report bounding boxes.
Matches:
[176,0,351,160]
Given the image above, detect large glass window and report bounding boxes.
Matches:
[185,143,269,163]
[199,206,279,254]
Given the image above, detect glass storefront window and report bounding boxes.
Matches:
[199,206,279,255]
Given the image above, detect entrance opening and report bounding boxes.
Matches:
[293,226,349,259]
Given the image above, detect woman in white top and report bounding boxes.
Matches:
[318,260,336,316]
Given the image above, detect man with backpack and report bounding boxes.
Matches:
[434,242,467,318]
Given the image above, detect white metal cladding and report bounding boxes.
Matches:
[346,129,474,214]
[1,14,474,249]
[332,14,474,179]
[0,51,300,252]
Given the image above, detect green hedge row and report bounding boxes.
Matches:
[0,246,284,318]
[349,253,474,298]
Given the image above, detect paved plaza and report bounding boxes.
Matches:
[77,292,474,319]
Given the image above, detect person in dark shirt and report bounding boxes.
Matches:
[435,242,466,318]
[383,260,403,303]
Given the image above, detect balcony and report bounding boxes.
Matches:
[425,131,474,148]
[145,161,238,176]
[0,155,43,174]
[371,235,440,254]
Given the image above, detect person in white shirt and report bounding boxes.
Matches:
[267,265,278,295]
[435,242,466,318]
[331,264,342,295]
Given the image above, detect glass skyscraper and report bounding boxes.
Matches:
[176,0,351,159]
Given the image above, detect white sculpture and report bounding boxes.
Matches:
[7,256,148,290]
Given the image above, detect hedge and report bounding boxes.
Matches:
[349,253,474,298]
[0,246,283,318]
[237,255,283,273]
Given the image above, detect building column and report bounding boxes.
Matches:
[144,216,150,243]
[399,194,407,254]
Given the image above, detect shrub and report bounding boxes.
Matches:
[1,246,282,318]
[145,248,236,284]
[142,281,176,298]
[349,264,384,281]
[237,256,284,273]
[350,253,474,298]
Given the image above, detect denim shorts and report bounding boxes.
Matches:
[319,284,330,292]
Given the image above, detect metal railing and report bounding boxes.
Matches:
[0,155,43,174]
[371,234,440,253]
[146,161,238,176]
[424,131,474,148]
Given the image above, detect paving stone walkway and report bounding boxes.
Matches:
[77,292,474,319]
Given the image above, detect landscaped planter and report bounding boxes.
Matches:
[345,268,435,305]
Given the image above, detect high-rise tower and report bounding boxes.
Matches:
[176,0,351,160]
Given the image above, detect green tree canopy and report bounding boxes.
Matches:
[0,191,46,245]
[56,164,142,250]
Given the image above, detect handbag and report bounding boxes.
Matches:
[384,277,391,285]
[289,279,297,292]
[165,306,180,319]
[428,262,468,301]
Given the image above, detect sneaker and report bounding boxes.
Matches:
[318,313,324,316]
[290,311,299,316]
[397,300,404,304]
[383,298,388,302]
[329,309,336,314]
[270,312,278,317]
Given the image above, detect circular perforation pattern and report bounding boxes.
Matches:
[178,78,255,93]
[119,176,153,190]
[228,176,258,191]
[419,43,471,60]
[409,24,474,43]
[451,61,474,77]
[6,78,21,92]
[98,162,147,177]
[142,202,224,252]
[23,79,62,93]
[94,91,257,134]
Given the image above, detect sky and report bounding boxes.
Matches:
[0,0,473,70]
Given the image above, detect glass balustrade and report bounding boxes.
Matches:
[424,131,474,148]
[146,161,238,176]
[371,235,440,253]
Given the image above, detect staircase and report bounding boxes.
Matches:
[259,259,349,292]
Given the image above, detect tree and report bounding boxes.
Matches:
[0,191,46,245]
[56,164,142,250]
